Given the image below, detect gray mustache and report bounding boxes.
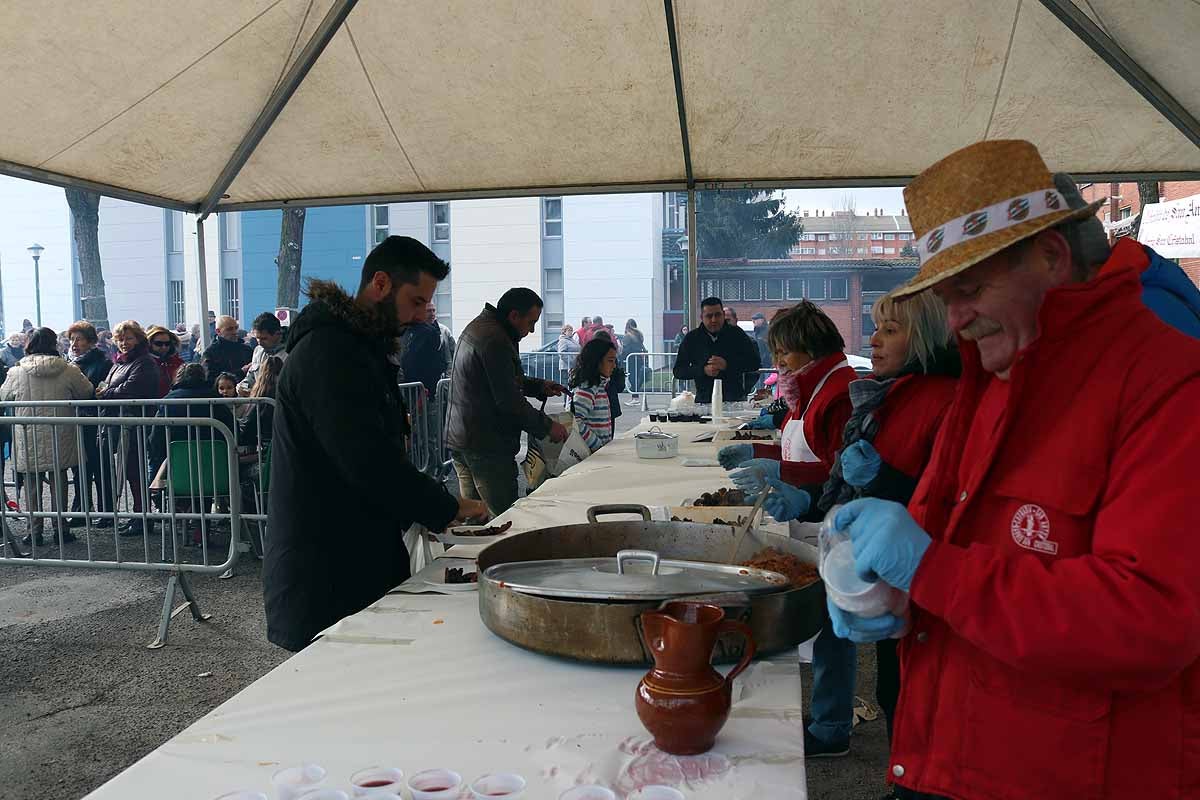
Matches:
[960,318,1002,341]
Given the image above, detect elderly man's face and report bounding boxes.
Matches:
[933,234,1066,379]
[426,303,437,324]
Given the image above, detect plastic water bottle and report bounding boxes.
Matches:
[711,377,724,420]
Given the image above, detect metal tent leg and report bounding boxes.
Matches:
[147,572,212,649]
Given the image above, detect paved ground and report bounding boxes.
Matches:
[0,397,893,800]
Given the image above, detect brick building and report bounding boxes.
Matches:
[788,208,916,261]
[697,257,918,355]
[1078,180,1200,284]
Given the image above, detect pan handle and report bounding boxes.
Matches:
[616,549,660,575]
[587,504,652,523]
[719,619,757,683]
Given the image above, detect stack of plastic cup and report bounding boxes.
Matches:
[819,505,910,629]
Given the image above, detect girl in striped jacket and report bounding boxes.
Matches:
[568,338,618,453]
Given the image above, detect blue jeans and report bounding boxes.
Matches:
[808,618,857,744]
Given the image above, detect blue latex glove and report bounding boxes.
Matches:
[827,598,907,643]
[717,444,753,470]
[762,477,811,522]
[729,458,781,495]
[834,499,932,592]
[840,440,882,488]
[746,412,776,430]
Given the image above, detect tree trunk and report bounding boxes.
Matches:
[276,207,306,308]
[64,188,110,331]
[1132,181,1161,238]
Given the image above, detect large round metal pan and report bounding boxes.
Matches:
[477,504,825,665]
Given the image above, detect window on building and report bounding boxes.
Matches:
[372,204,389,245]
[871,245,885,254]
[664,192,687,230]
[433,202,450,241]
[543,197,563,237]
[884,247,896,254]
[816,234,828,241]
[884,233,896,240]
[165,211,183,253]
[830,277,849,300]
[870,233,885,241]
[722,279,741,300]
[169,280,185,327]
[701,279,721,298]
[862,303,877,337]
[898,233,911,240]
[800,233,816,241]
[765,278,784,300]
[1119,206,1132,220]
[798,247,817,255]
[220,212,240,251]
[786,279,805,300]
[742,279,763,300]
[808,278,827,300]
[856,247,866,254]
[858,233,869,240]
[222,277,240,324]
[817,248,827,255]
[828,246,840,255]
[827,233,839,241]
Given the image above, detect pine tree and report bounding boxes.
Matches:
[696,190,803,259]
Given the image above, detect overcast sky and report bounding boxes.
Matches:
[782,187,907,216]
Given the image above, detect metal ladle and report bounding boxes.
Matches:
[727,476,772,564]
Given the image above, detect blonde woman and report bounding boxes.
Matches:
[795,287,961,758]
[97,320,159,535]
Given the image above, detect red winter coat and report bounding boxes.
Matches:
[851,372,956,503]
[752,352,855,486]
[153,353,184,398]
[893,262,1200,799]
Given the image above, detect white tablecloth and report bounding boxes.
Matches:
[84,419,808,800]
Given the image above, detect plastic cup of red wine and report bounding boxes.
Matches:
[408,769,463,800]
[349,766,404,796]
[470,772,527,798]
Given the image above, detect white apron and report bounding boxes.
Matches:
[780,359,849,466]
[783,358,849,542]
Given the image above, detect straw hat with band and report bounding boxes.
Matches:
[894,140,1105,299]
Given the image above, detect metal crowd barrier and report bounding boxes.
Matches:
[520,351,566,384]
[397,382,435,474]
[0,397,275,648]
[434,377,452,481]
[624,352,694,410]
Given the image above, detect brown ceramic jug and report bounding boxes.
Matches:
[635,601,756,755]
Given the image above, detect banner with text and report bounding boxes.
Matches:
[1137,194,1200,258]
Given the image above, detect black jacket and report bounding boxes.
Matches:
[202,337,253,383]
[672,323,761,403]
[72,347,113,388]
[444,304,553,456]
[607,366,626,423]
[400,321,446,394]
[264,280,459,652]
[149,383,237,470]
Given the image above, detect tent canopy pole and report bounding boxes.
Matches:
[1037,0,1200,149]
[198,0,361,217]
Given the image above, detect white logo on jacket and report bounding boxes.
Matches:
[1010,504,1058,555]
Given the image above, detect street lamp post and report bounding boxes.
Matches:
[26,243,43,327]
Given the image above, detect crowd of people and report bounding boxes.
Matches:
[0,310,290,547]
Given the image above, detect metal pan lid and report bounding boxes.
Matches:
[481,549,788,601]
[635,426,678,440]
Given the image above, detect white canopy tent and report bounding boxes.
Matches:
[2,0,1198,328]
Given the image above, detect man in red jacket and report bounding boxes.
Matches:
[830,140,1200,800]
